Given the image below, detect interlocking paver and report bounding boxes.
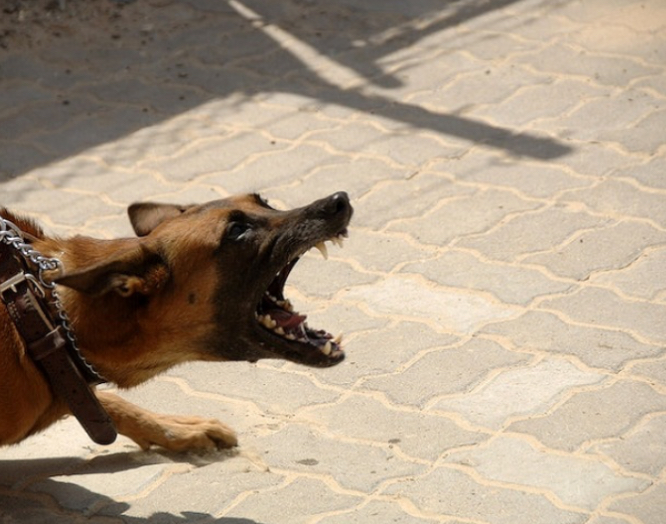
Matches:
[562,178,666,228]
[140,132,287,182]
[592,413,666,477]
[514,44,661,87]
[524,221,666,281]
[344,275,522,335]
[548,141,636,178]
[606,484,666,524]
[613,154,666,190]
[508,380,666,452]
[302,394,486,462]
[97,456,285,520]
[546,91,663,142]
[585,517,634,524]
[311,320,458,388]
[443,435,649,510]
[541,287,666,342]
[434,150,595,199]
[457,206,610,261]
[222,477,362,524]
[402,250,572,305]
[435,358,605,429]
[334,229,437,273]
[591,246,666,300]
[354,173,475,230]
[390,188,541,245]
[168,362,341,414]
[480,310,664,371]
[249,424,426,492]
[1,0,665,523]
[629,358,666,385]
[315,499,456,524]
[382,467,586,524]
[32,462,174,515]
[601,109,666,155]
[362,338,529,407]
[471,79,608,128]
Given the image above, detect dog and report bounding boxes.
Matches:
[0,192,352,451]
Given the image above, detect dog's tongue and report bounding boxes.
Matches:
[269,308,307,329]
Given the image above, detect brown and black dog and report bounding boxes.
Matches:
[0,192,352,451]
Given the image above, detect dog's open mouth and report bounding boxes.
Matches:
[254,232,347,366]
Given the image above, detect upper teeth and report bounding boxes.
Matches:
[276,298,294,312]
[331,235,345,248]
[315,242,328,260]
[312,235,345,259]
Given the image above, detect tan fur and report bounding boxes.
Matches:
[0,208,243,449]
[1,193,352,451]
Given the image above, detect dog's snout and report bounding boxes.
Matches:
[323,191,351,217]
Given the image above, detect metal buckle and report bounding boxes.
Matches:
[0,271,27,300]
[0,271,46,301]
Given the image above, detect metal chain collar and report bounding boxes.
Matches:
[0,216,105,383]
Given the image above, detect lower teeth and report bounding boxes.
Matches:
[256,310,342,355]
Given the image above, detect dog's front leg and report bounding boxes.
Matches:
[95,391,238,452]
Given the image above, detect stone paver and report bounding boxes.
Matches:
[434,358,605,430]
[443,435,649,510]
[1,0,665,523]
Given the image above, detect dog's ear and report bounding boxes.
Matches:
[55,245,168,297]
[128,202,192,237]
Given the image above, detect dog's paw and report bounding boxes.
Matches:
[132,414,238,452]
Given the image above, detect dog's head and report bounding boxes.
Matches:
[54,192,352,374]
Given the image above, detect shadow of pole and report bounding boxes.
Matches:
[0,0,574,180]
[299,86,573,160]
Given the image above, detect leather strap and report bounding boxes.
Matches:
[0,242,117,445]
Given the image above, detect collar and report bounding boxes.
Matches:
[0,218,117,445]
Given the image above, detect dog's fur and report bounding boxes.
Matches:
[0,192,352,451]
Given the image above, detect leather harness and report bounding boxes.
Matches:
[0,225,117,445]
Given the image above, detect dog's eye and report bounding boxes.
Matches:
[227,222,252,241]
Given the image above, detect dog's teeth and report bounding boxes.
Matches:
[333,333,343,344]
[275,327,285,335]
[286,333,296,340]
[314,241,328,260]
[322,341,332,356]
[260,315,277,329]
[276,298,294,312]
[331,236,344,248]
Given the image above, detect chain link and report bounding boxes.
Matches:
[0,216,105,383]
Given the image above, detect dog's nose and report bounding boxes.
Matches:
[323,191,351,217]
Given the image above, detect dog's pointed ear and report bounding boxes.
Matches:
[128,202,192,237]
[54,245,168,297]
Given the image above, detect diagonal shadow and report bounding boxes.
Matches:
[0,451,262,523]
[0,0,572,183]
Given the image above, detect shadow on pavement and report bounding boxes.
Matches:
[0,0,572,181]
[0,450,262,523]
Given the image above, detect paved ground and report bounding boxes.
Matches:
[1,0,665,523]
